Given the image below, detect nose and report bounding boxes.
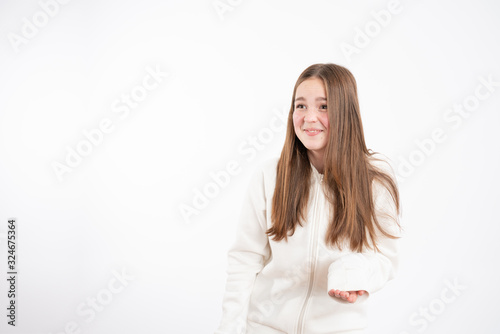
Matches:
[304,109,318,123]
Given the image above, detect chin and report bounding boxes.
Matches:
[304,144,326,152]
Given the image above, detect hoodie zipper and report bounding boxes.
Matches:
[295,173,322,333]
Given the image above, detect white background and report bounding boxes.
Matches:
[1,0,499,333]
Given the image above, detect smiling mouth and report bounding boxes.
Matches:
[304,129,323,135]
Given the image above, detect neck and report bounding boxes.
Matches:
[308,150,324,174]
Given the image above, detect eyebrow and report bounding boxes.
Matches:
[294,97,327,102]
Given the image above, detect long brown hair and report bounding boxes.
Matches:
[268,63,401,252]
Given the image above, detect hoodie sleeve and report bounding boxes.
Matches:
[327,166,401,304]
[215,165,272,334]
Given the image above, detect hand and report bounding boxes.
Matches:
[328,289,366,303]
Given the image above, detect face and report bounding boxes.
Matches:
[292,77,329,159]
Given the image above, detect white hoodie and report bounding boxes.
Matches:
[215,156,400,334]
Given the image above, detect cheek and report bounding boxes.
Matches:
[320,114,329,131]
[292,112,302,129]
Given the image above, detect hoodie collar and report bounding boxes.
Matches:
[310,162,324,183]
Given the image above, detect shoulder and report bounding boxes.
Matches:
[368,153,397,179]
[250,156,279,181]
[368,153,400,216]
[245,157,279,200]
[368,154,398,192]
[261,156,280,178]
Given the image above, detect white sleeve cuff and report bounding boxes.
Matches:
[327,253,370,304]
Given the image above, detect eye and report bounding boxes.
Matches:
[295,104,306,110]
[320,104,328,110]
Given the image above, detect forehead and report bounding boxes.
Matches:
[295,77,326,100]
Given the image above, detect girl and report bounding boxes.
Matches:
[215,63,401,334]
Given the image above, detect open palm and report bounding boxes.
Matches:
[328,289,367,303]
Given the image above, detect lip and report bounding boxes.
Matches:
[304,128,323,136]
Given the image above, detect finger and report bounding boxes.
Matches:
[329,289,338,297]
[345,291,357,303]
[345,291,355,303]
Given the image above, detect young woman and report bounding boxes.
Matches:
[215,63,401,334]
